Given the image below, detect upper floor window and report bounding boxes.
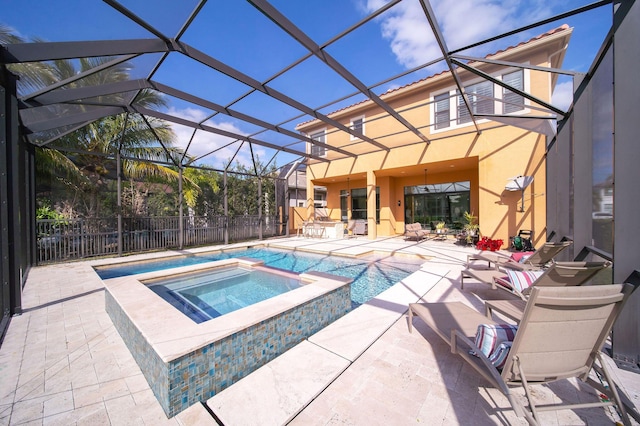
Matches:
[503,70,524,113]
[458,80,494,125]
[310,130,326,157]
[350,116,365,140]
[432,68,528,132]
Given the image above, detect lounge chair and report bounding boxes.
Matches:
[408,284,634,425]
[404,222,428,241]
[466,240,573,270]
[461,260,610,300]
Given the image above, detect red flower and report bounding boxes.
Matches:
[476,237,504,251]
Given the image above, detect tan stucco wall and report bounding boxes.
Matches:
[303,124,545,248]
[296,27,570,249]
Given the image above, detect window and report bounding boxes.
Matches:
[340,190,348,221]
[404,181,470,228]
[434,93,450,129]
[350,187,380,223]
[314,187,326,207]
[310,130,326,157]
[432,69,527,131]
[502,70,524,113]
[458,80,494,124]
[350,116,365,140]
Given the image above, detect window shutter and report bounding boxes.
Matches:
[503,70,524,113]
[473,81,494,115]
[458,81,494,124]
[434,93,450,129]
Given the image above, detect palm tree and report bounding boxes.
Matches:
[1,24,56,93]
[52,113,185,216]
[2,23,193,217]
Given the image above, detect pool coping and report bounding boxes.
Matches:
[87,237,434,270]
[103,257,352,362]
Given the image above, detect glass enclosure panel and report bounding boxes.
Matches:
[591,47,613,254]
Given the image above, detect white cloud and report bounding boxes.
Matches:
[366,0,554,69]
[165,107,267,170]
[367,0,438,68]
[551,81,574,112]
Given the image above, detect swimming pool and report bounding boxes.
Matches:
[145,265,303,323]
[95,247,424,306]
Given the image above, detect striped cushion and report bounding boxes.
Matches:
[494,275,512,290]
[474,324,518,369]
[488,342,513,369]
[505,269,544,293]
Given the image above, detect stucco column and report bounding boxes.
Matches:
[367,170,377,239]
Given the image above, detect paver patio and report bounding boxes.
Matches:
[1,236,638,425]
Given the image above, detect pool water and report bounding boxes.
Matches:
[145,266,302,323]
[95,247,424,306]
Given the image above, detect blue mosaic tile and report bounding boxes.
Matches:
[107,281,351,417]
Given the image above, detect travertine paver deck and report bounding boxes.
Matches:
[1,236,638,425]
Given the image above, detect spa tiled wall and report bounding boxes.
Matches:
[106,283,351,417]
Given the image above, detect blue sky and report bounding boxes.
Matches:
[2,0,613,169]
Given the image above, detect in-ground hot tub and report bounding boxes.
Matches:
[104,257,352,417]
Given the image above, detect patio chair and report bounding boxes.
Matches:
[467,240,573,270]
[408,284,634,425]
[461,260,610,300]
[352,220,367,236]
[404,222,428,241]
[345,220,358,238]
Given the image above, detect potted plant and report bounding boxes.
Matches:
[462,211,479,245]
[435,221,446,234]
